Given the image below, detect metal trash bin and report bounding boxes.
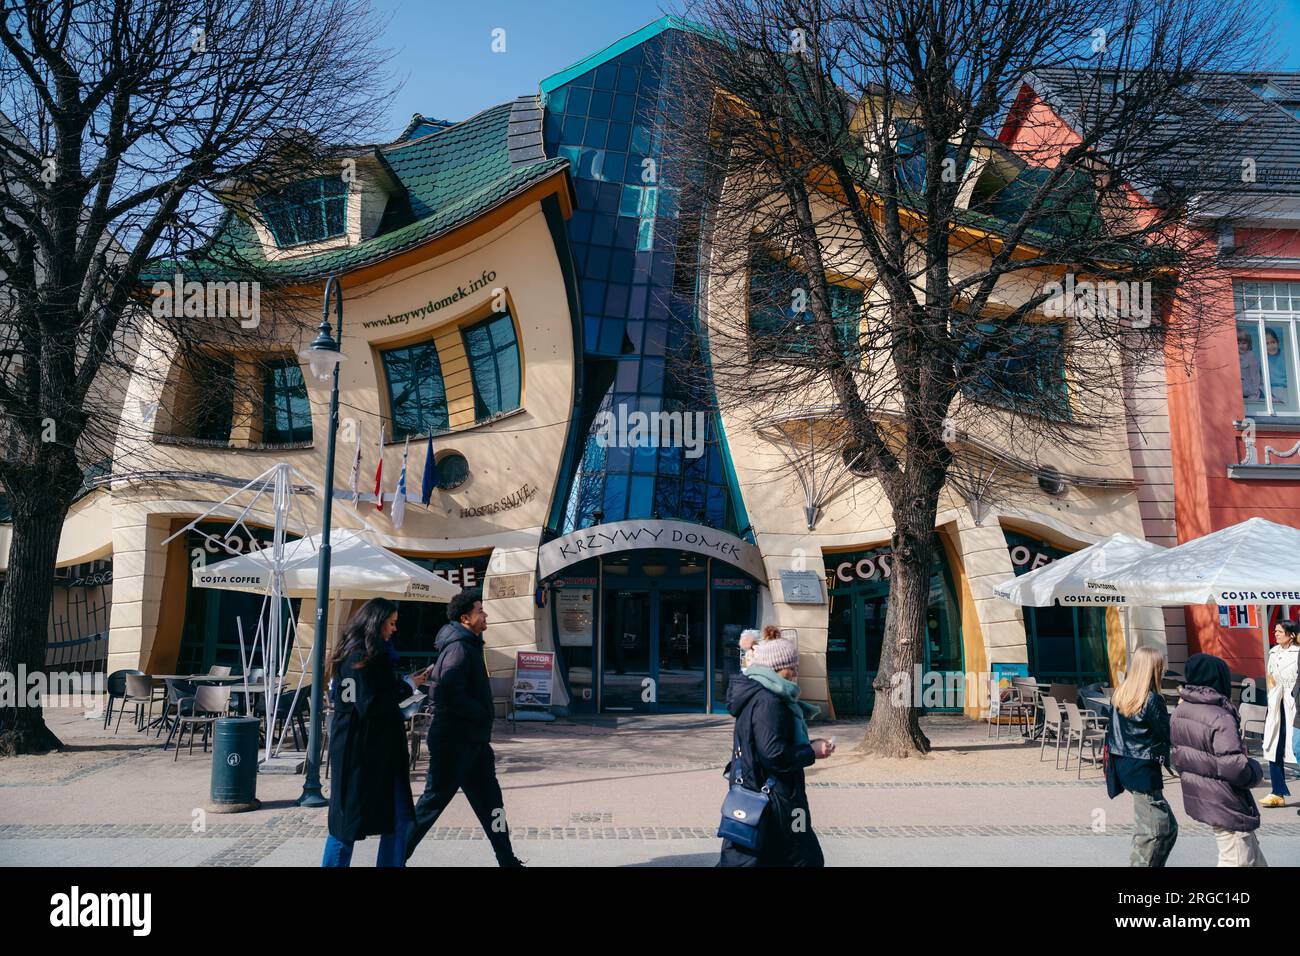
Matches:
[208,717,261,813]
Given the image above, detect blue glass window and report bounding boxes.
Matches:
[261,360,312,444]
[255,177,347,248]
[381,339,449,439]
[748,255,862,358]
[462,312,522,421]
[960,321,1070,418]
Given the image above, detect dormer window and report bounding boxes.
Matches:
[255,176,348,248]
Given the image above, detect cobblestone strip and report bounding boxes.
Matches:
[3,821,1300,844]
[808,779,1108,789]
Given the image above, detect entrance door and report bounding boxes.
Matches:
[601,586,708,711]
[655,589,707,708]
[602,589,653,710]
[827,591,885,716]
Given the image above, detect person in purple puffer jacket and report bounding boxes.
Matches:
[1170,653,1267,867]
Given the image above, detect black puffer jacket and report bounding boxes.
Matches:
[427,622,494,743]
[718,676,822,867]
[1106,690,1171,763]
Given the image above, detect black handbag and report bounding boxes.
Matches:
[717,703,776,851]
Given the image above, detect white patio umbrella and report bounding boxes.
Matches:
[192,528,460,756]
[993,532,1165,608]
[193,529,460,602]
[993,532,1166,662]
[1085,517,1300,607]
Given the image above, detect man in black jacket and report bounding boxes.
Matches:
[404,588,523,866]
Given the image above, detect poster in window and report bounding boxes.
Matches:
[555,588,594,647]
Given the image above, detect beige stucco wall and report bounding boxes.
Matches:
[59,197,577,693]
[702,182,1166,717]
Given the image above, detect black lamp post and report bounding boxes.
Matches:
[297,274,347,807]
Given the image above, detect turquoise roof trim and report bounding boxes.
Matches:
[539,15,707,98]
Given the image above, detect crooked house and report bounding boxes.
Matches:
[6,18,1188,721]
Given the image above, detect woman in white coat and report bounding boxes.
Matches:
[1262,619,1299,808]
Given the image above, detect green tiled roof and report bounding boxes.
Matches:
[143,102,568,284]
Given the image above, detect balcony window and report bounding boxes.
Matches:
[255,176,348,248]
[189,355,235,442]
[462,312,521,421]
[261,360,312,444]
[960,321,1070,419]
[748,255,862,359]
[1236,281,1300,416]
[381,339,449,440]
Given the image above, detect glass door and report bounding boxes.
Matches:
[602,588,652,710]
[656,589,707,709]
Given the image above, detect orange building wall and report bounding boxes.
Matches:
[999,81,1300,680]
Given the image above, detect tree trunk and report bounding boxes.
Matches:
[858,506,937,758]
[0,495,71,756]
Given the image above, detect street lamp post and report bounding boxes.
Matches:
[297,274,347,807]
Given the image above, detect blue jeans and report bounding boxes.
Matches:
[322,776,411,868]
[1269,727,1292,797]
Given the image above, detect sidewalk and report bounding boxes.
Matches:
[1,708,1297,866]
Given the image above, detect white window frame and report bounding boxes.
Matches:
[1235,280,1300,418]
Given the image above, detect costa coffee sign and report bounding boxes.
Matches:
[831,552,895,583]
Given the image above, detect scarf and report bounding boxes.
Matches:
[746,664,820,746]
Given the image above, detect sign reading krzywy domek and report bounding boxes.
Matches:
[538,520,766,582]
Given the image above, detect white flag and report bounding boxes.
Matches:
[391,437,410,530]
[348,435,362,507]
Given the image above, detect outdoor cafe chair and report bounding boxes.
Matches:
[1048,683,1079,705]
[1039,696,1068,768]
[115,674,157,733]
[1010,678,1043,737]
[407,696,435,767]
[258,687,311,751]
[171,685,232,761]
[1063,701,1107,779]
[1239,703,1268,755]
[230,667,265,716]
[206,664,233,676]
[160,679,199,749]
[103,669,142,730]
[987,679,1033,740]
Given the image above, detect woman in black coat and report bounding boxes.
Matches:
[718,638,833,867]
[323,598,427,867]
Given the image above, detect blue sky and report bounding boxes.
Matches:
[371,0,1300,141]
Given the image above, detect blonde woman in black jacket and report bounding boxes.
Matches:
[1105,647,1177,866]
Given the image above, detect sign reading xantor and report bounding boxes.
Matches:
[538,519,766,581]
[513,651,554,709]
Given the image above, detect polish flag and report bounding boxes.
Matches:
[374,431,385,512]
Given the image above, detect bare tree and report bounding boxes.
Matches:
[0,0,392,754]
[661,0,1278,755]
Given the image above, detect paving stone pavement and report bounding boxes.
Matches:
[1,708,1297,867]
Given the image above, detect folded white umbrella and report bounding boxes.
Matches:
[1085,517,1300,606]
[192,529,461,602]
[993,532,1164,607]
